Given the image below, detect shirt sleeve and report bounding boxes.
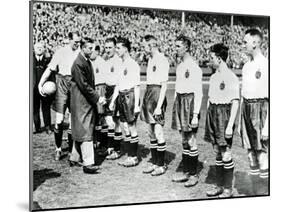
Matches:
[134,62,141,86]
[48,48,61,71]
[230,74,240,101]
[158,56,169,83]
[193,65,203,114]
[71,62,100,105]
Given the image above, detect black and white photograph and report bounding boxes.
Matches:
[30,0,269,211]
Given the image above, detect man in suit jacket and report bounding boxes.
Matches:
[69,37,106,174]
[33,42,52,134]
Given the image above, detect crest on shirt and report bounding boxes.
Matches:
[255,69,261,79]
[124,68,127,76]
[220,81,225,90]
[185,69,190,78]
[111,66,114,72]
[96,68,99,73]
[153,65,156,72]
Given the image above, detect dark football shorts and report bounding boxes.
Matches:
[52,74,71,114]
[204,102,233,147]
[104,84,116,116]
[116,88,138,124]
[140,84,167,126]
[240,98,268,151]
[95,83,106,115]
[171,92,196,132]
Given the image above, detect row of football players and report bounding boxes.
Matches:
[37,29,268,198]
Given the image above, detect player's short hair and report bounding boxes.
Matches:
[245,28,263,40]
[95,45,100,52]
[68,31,81,40]
[105,37,116,46]
[176,35,191,50]
[144,35,157,42]
[210,43,229,62]
[116,37,131,52]
[80,37,94,48]
[144,35,157,48]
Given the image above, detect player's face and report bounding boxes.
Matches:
[83,43,94,59]
[209,52,220,69]
[116,43,126,58]
[175,41,186,58]
[143,41,151,54]
[34,43,44,56]
[105,42,115,58]
[242,34,255,55]
[71,34,81,51]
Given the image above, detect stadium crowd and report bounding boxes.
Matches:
[33,2,268,68]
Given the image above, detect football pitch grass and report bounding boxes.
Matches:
[32,85,253,210]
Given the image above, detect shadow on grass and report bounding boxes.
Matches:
[174,159,204,174]
[138,144,150,161]
[138,144,176,165]
[204,165,216,185]
[205,168,253,195]
[33,169,61,191]
[95,153,107,166]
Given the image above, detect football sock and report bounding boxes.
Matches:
[250,165,260,195]
[189,149,199,176]
[130,135,139,157]
[182,147,190,173]
[215,158,224,187]
[100,125,108,149]
[67,129,73,153]
[223,159,235,189]
[114,132,122,152]
[259,169,269,195]
[157,142,166,167]
[54,123,63,149]
[95,125,102,145]
[150,139,158,165]
[107,129,115,149]
[123,134,131,155]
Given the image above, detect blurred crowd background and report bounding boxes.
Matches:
[33,2,269,69]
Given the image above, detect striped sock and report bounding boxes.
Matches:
[223,159,235,189]
[189,149,199,175]
[260,169,269,179]
[150,139,158,165]
[182,147,190,173]
[249,165,260,195]
[95,125,102,144]
[100,126,108,148]
[114,132,122,152]
[107,129,115,149]
[130,135,139,157]
[122,134,131,155]
[157,142,166,167]
[215,159,224,187]
[259,169,269,195]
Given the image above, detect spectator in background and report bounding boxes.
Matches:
[33,42,52,134]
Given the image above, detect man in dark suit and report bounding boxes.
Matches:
[69,37,106,174]
[33,42,52,134]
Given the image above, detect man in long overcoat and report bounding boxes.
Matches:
[69,37,106,174]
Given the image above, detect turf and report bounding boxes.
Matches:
[32,85,254,210]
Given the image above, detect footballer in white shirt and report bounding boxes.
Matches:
[171,35,203,187]
[240,29,269,195]
[140,35,169,176]
[204,43,239,198]
[109,37,141,167]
